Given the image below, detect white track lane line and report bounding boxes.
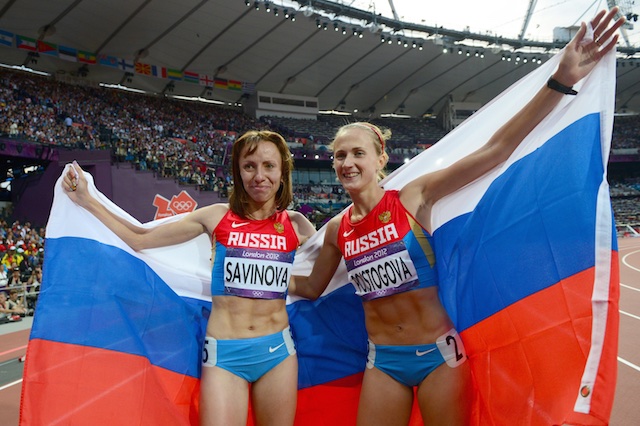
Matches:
[0,378,22,391]
[622,250,640,272]
[621,310,640,321]
[621,283,640,292]
[617,309,640,372]
[619,357,640,373]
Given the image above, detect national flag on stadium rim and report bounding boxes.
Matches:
[183,70,199,84]
[118,58,134,72]
[167,68,182,81]
[242,81,256,94]
[16,35,37,51]
[228,80,242,91]
[37,40,58,56]
[58,45,77,62]
[151,65,165,78]
[199,74,214,87]
[20,47,619,425]
[78,51,97,64]
[98,54,118,68]
[0,29,13,47]
[213,78,227,89]
[135,62,152,75]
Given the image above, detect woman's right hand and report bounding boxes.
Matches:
[62,160,90,207]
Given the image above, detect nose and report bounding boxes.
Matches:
[254,166,267,181]
[342,153,355,167]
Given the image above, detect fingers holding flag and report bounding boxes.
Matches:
[557,7,625,87]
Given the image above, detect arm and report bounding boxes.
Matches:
[63,161,225,251]
[26,276,35,296]
[6,299,22,313]
[287,210,317,246]
[401,9,624,225]
[16,293,26,309]
[289,216,343,300]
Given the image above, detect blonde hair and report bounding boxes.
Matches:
[330,122,390,181]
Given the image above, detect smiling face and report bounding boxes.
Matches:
[332,128,386,193]
[229,130,293,217]
[238,140,283,208]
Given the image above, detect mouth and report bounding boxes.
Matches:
[342,172,359,179]
[250,185,273,192]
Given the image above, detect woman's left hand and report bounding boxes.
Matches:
[554,7,626,87]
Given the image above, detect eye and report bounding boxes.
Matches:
[334,153,346,160]
[355,150,365,157]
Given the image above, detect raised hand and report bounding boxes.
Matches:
[62,161,88,205]
[554,7,625,87]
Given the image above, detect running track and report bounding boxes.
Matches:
[1,237,639,425]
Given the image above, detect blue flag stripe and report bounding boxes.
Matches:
[434,113,605,331]
[32,237,209,378]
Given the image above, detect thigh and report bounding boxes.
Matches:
[200,365,249,426]
[251,354,298,426]
[416,359,472,426]
[357,366,414,426]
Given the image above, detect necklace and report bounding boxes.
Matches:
[246,207,277,221]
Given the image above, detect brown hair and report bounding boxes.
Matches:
[228,130,294,217]
[330,122,390,181]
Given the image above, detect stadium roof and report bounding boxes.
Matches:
[0,0,639,117]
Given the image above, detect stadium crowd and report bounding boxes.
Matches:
[611,175,640,234]
[0,214,45,322]
[0,67,638,321]
[2,68,639,180]
[612,115,640,149]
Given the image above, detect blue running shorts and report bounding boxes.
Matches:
[202,326,296,383]
[366,328,467,387]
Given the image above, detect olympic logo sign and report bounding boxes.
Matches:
[152,190,198,220]
[169,191,197,214]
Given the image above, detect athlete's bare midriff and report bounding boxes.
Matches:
[362,286,453,345]
[207,296,289,339]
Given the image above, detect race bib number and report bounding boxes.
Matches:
[346,241,419,300]
[223,247,293,299]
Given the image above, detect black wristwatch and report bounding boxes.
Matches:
[547,77,578,95]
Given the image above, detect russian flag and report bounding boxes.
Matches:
[20,46,618,425]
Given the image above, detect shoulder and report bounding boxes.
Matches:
[187,203,230,234]
[285,210,305,223]
[286,210,316,243]
[323,212,346,244]
[326,211,346,228]
[398,177,431,217]
[191,203,229,220]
